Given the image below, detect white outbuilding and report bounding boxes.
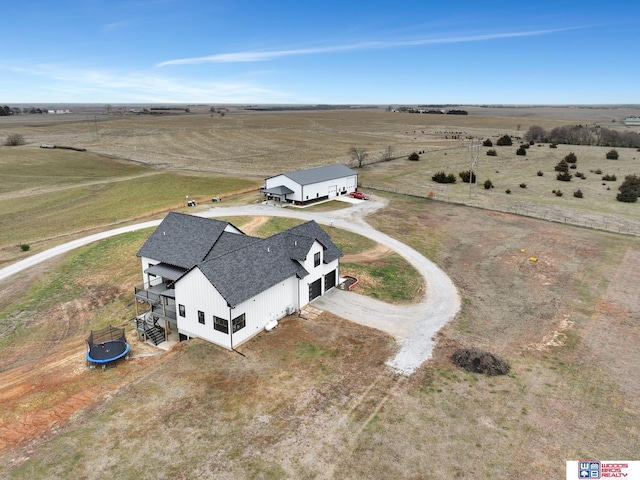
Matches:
[261,164,358,205]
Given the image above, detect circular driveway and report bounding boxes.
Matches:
[0,197,460,375]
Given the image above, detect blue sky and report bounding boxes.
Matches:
[1,1,639,104]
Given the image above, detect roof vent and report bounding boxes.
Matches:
[267,246,270,253]
[294,240,298,246]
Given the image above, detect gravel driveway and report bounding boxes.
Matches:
[200,196,461,375]
[0,196,460,375]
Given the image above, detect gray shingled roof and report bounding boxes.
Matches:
[283,220,343,264]
[198,234,308,307]
[204,231,261,261]
[196,220,342,307]
[276,164,357,186]
[136,212,233,269]
[140,214,343,307]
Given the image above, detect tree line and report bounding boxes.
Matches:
[524,124,640,148]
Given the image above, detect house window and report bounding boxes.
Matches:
[198,310,205,325]
[232,314,246,333]
[314,252,321,267]
[179,304,185,317]
[214,316,229,334]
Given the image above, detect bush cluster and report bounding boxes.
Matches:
[496,135,512,146]
[486,149,497,156]
[459,170,477,183]
[617,174,640,202]
[432,171,456,184]
[606,149,619,160]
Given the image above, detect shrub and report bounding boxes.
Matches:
[554,189,563,197]
[537,170,544,176]
[483,138,493,147]
[569,164,577,169]
[573,189,583,198]
[484,179,493,189]
[408,152,420,161]
[516,146,527,156]
[432,171,457,184]
[505,189,511,194]
[519,183,527,188]
[459,170,477,183]
[554,160,569,172]
[20,244,30,251]
[486,149,497,156]
[557,171,573,182]
[602,174,617,181]
[496,134,512,146]
[606,149,619,160]
[594,169,603,174]
[564,152,577,163]
[576,172,586,179]
[549,144,558,148]
[616,174,640,203]
[4,133,25,146]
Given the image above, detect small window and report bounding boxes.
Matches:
[179,304,185,317]
[314,252,321,267]
[214,316,229,334]
[198,310,205,325]
[232,314,246,333]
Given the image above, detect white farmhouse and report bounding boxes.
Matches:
[134,212,342,349]
[261,164,358,205]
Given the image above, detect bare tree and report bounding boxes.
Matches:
[349,147,369,168]
[4,133,25,146]
[382,145,394,161]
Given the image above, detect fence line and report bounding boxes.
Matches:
[360,184,640,237]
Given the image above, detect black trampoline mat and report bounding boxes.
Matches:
[87,340,128,362]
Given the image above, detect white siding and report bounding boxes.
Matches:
[174,268,232,348]
[265,174,358,203]
[140,256,162,287]
[296,241,339,307]
[174,267,299,350]
[264,174,304,201]
[230,276,298,347]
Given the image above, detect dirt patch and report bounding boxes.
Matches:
[341,243,392,263]
[451,348,511,375]
[238,215,269,236]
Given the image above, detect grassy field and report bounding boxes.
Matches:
[1,192,638,479]
[0,147,261,267]
[0,108,639,479]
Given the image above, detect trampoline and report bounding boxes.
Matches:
[86,325,130,369]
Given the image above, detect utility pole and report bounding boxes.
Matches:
[468,139,481,198]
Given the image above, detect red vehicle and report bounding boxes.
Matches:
[349,191,369,200]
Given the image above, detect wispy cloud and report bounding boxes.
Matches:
[0,62,286,103]
[156,28,568,67]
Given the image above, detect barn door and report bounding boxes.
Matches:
[309,279,322,301]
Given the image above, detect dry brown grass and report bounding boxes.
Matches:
[1,108,639,479]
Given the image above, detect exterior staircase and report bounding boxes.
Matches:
[136,312,166,346]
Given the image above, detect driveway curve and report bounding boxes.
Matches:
[0,197,460,375]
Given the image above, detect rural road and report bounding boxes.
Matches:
[0,197,460,375]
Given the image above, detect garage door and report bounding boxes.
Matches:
[324,270,336,291]
[309,278,322,301]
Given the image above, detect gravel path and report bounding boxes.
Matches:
[0,196,460,375]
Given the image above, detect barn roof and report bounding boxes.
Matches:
[272,164,357,186]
